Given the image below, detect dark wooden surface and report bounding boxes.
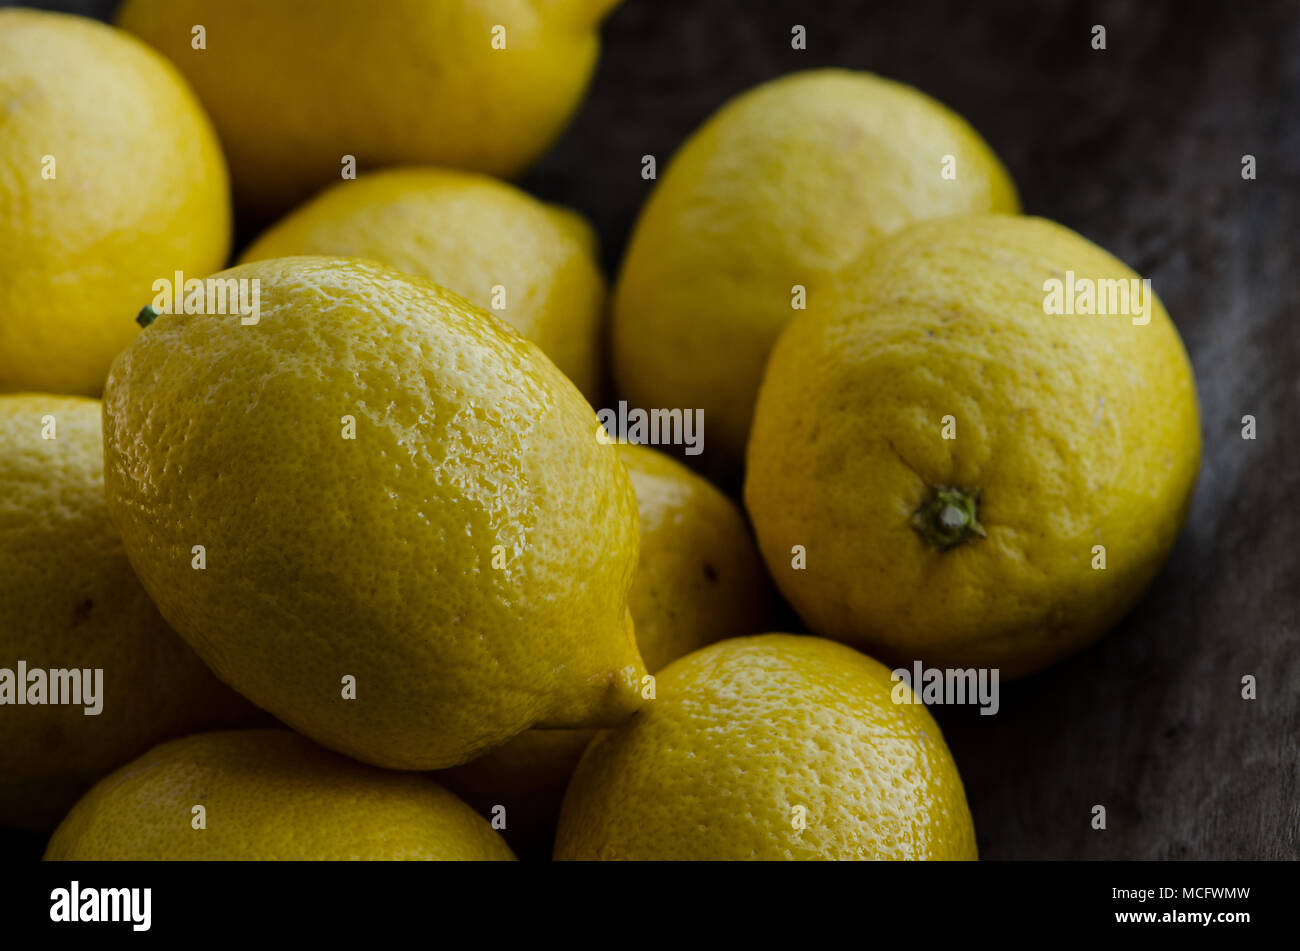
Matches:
[4,0,1296,860]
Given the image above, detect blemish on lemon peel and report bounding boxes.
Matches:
[912,486,987,551]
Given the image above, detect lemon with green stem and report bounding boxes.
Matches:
[745,215,1201,678]
[103,256,646,771]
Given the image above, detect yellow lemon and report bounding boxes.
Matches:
[612,69,1020,476]
[745,215,1201,678]
[45,730,516,860]
[102,257,645,771]
[441,443,776,850]
[0,395,259,830]
[554,634,976,860]
[241,167,605,400]
[0,9,230,395]
[614,443,777,673]
[117,0,620,215]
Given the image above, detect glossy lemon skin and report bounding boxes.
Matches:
[440,444,777,851]
[745,215,1201,678]
[554,634,977,861]
[240,167,606,400]
[102,257,645,771]
[45,730,516,860]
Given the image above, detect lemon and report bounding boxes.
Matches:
[612,68,1019,475]
[240,167,605,400]
[45,730,516,860]
[0,9,230,396]
[117,0,620,215]
[102,256,646,771]
[554,634,976,860]
[745,215,1201,678]
[0,395,259,830]
[441,443,776,850]
[615,443,777,673]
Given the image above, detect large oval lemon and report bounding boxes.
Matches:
[117,0,619,214]
[745,215,1201,678]
[554,634,976,860]
[102,257,645,771]
[240,167,606,400]
[0,395,260,830]
[440,443,776,851]
[0,10,230,395]
[612,69,1019,476]
[45,730,516,860]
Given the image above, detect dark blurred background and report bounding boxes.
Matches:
[3,0,1297,860]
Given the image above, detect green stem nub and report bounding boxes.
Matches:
[135,305,160,328]
[912,486,987,551]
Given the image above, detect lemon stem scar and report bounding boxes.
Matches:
[912,486,987,551]
[135,305,160,328]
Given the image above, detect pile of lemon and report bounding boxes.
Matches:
[1,3,1199,861]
